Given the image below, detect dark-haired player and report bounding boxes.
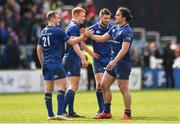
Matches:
[85,7,133,120]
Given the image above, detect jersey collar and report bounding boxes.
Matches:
[98,22,110,29]
[119,23,129,29]
[71,20,79,26]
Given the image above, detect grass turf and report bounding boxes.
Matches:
[0,89,180,123]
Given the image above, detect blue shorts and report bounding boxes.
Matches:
[63,56,81,76]
[93,59,109,74]
[42,63,67,80]
[106,59,132,80]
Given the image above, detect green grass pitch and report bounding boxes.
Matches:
[0,89,180,123]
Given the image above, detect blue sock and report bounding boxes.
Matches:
[68,90,75,115]
[57,90,65,115]
[96,89,104,112]
[45,93,54,117]
[104,103,111,113]
[63,92,69,113]
[63,89,75,114]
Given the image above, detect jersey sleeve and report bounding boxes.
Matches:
[108,26,116,38]
[57,29,70,42]
[88,25,94,30]
[38,37,43,46]
[122,30,133,43]
[88,25,96,34]
[68,26,79,36]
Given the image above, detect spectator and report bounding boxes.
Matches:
[149,42,163,69]
[142,43,151,68]
[173,44,180,68]
[162,42,176,88]
[131,47,140,67]
[84,0,98,27]
[6,33,20,69]
[0,20,8,45]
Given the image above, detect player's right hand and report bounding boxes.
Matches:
[84,28,94,37]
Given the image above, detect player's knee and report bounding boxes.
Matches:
[60,85,67,91]
[70,85,78,92]
[96,81,102,89]
[119,85,129,94]
[45,87,54,93]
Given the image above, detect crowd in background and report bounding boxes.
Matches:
[0,0,180,88]
[0,0,97,69]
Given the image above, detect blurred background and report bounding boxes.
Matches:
[0,0,180,93]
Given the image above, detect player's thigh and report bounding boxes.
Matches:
[101,71,116,90]
[94,72,104,89]
[45,80,54,93]
[55,77,69,91]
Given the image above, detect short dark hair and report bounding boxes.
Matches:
[99,8,111,17]
[118,7,133,22]
[46,11,59,21]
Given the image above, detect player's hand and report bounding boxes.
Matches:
[106,60,117,70]
[80,28,88,41]
[80,28,85,34]
[82,36,87,41]
[80,33,87,41]
[84,28,93,37]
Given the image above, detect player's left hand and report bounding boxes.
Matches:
[80,28,85,34]
[106,60,117,70]
[91,52,100,59]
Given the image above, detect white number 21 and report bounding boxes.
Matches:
[43,36,50,47]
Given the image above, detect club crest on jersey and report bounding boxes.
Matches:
[54,75,59,78]
[112,29,115,33]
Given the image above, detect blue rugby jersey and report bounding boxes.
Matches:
[38,26,70,64]
[108,24,133,61]
[89,23,113,59]
[64,21,82,59]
